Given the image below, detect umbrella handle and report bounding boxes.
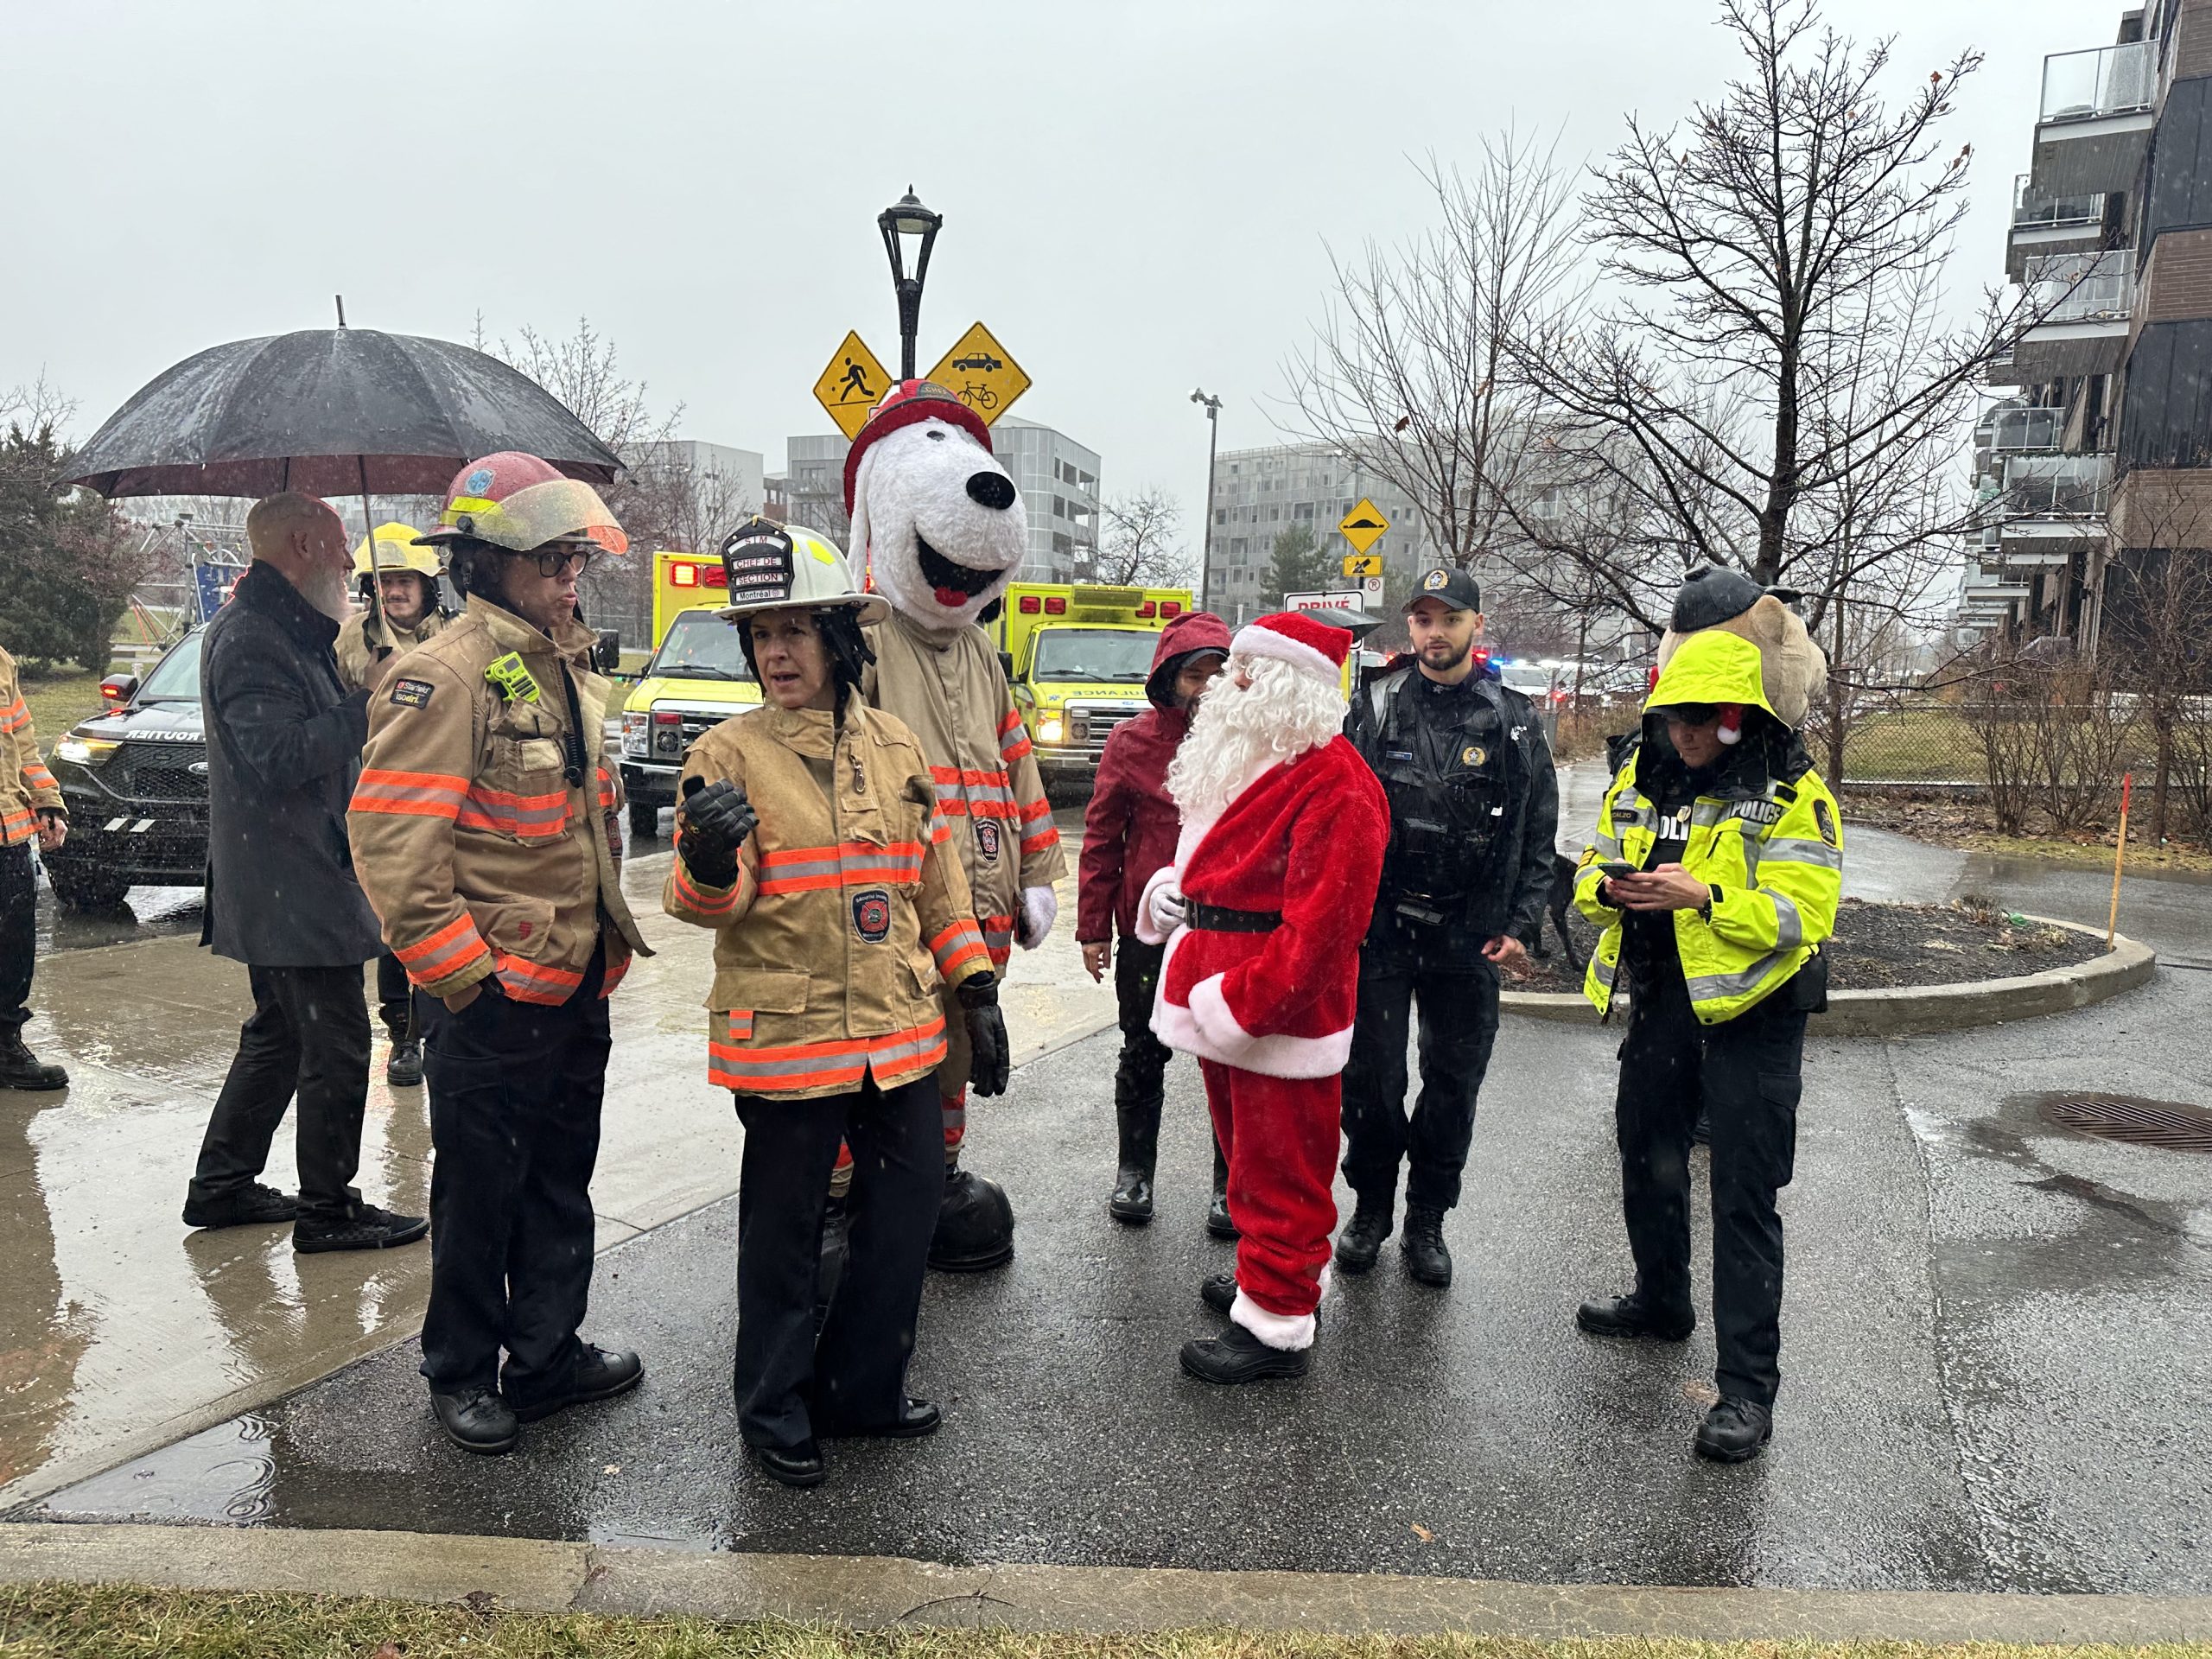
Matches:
[359,454,391,649]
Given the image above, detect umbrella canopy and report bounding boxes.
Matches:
[62,327,623,499]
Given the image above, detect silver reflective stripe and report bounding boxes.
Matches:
[1685,953,1789,1004]
[1768,890,1803,950]
[1762,836,1843,871]
[1591,830,1622,856]
[1592,951,1618,988]
[1692,800,1737,827]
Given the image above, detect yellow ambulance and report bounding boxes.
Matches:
[988,582,1192,784]
[615,548,765,837]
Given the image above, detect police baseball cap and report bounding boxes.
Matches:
[1403,566,1481,614]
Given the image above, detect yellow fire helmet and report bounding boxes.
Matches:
[353,522,443,580]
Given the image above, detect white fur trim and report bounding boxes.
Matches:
[1153,962,1356,1079]
[1230,1287,1316,1351]
[1232,622,1338,686]
[1019,884,1058,949]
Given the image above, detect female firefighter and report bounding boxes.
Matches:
[662,519,1008,1491]
[1571,567,1841,1466]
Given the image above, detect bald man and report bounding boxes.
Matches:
[183,493,429,1253]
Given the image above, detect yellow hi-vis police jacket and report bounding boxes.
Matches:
[1573,631,1842,1025]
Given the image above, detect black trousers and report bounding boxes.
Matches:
[375,952,411,1039]
[1114,936,1172,1117]
[417,952,609,1407]
[1340,951,1501,1212]
[188,963,371,1223]
[733,1072,941,1452]
[0,842,35,1035]
[1614,969,1805,1408]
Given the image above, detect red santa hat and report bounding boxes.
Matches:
[1231,611,1354,686]
[842,379,994,512]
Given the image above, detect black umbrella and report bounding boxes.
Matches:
[63,326,622,499]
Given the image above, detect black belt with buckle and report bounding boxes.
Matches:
[1185,902,1282,934]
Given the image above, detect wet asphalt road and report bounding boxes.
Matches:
[23,938,2212,1592]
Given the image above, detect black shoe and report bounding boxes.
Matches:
[1695,1395,1773,1462]
[1179,1320,1311,1385]
[1205,1185,1239,1240]
[928,1164,1014,1272]
[294,1203,429,1254]
[0,1035,67,1091]
[181,1181,299,1230]
[385,1037,424,1089]
[1333,1198,1391,1274]
[1108,1162,1154,1224]
[1576,1291,1695,1342]
[754,1439,826,1488]
[1400,1204,1452,1287]
[509,1344,644,1424]
[818,1395,941,1440]
[1199,1272,1236,1316]
[430,1387,517,1456]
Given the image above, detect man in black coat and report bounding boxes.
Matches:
[182,493,428,1253]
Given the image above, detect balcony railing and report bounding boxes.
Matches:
[2040,39,2157,124]
[1978,405,2065,456]
[2012,174,2104,228]
[2024,249,2134,323]
[2000,454,2113,518]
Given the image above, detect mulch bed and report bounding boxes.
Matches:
[1516,894,2107,994]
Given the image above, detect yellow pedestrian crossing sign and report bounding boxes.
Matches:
[1339,499,1389,554]
[1342,552,1383,578]
[927,321,1030,428]
[813,331,891,441]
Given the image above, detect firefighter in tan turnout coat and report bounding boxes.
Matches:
[663,518,1008,1488]
[346,451,650,1459]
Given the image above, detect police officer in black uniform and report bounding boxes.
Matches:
[1338,568,1558,1287]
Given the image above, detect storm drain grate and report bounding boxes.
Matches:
[2031,1092,2212,1153]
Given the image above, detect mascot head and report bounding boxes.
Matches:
[1652,565,1827,733]
[843,379,1028,631]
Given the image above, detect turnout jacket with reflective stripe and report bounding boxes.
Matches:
[661,699,991,1100]
[1572,632,1842,1027]
[346,595,650,1003]
[0,648,61,848]
[862,608,1065,968]
[336,607,448,694]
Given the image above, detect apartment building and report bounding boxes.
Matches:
[778,417,1101,583]
[1963,1,2212,653]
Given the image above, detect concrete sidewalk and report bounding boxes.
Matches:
[0,829,1113,1513]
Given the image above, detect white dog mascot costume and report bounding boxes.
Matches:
[843,379,1065,1270]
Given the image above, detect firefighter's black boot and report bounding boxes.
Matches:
[1108,1091,1160,1224]
[1400,1203,1452,1288]
[929,1156,1014,1272]
[1333,1195,1392,1274]
[0,1032,67,1091]
[380,1002,423,1089]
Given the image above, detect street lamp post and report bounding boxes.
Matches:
[878,188,943,381]
[1191,388,1222,613]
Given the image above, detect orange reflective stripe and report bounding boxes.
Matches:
[1020,827,1059,856]
[755,840,927,895]
[672,856,739,917]
[599,953,631,998]
[394,913,490,982]
[1001,733,1033,761]
[495,953,586,1003]
[359,767,467,794]
[998,709,1022,736]
[22,763,56,791]
[708,1017,949,1093]
[0,698,28,734]
[353,768,468,820]
[930,766,1012,788]
[1019,797,1053,823]
[458,782,570,837]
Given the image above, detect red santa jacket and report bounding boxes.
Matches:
[1136,734,1388,1078]
[1076,610,1233,943]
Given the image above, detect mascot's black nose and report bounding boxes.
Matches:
[965,471,1017,511]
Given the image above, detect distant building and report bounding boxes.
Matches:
[781,416,1103,582]
[633,440,763,522]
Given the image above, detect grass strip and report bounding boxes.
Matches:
[0,1585,2208,1659]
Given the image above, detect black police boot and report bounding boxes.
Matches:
[385,1036,424,1089]
[509,1344,644,1424]
[1205,1142,1239,1240]
[928,1160,1014,1272]
[1400,1203,1452,1288]
[0,1033,67,1092]
[1694,1395,1774,1463]
[1108,1095,1160,1224]
[430,1386,517,1456]
[1199,1272,1236,1316]
[1333,1196,1392,1274]
[1576,1291,1695,1342]
[1179,1320,1311,1385]
[815,1192,850,1329]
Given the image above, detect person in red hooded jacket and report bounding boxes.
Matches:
[1075,611,1231,1230]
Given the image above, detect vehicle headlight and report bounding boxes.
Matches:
[621,712,648,758]
[54,736,119,767]
[1037,717,1064,745]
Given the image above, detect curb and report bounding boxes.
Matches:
[3,1522,2209,1641]
[1504,918,2156,1036]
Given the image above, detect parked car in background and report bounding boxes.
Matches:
[42,628,208,910]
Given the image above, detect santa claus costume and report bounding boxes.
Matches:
[1135,612,1389,1382]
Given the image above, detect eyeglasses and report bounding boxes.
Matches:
[510,543,596,578]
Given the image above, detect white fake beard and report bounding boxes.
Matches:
[302,564,353,623]
[1166,656,1344,826]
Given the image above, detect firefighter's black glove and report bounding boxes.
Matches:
[676,775,755,887]
[957,974,1010,1098]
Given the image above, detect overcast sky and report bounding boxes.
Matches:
[3,0,2102,547]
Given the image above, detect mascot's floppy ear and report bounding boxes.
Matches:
[1654,565,1828,731]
